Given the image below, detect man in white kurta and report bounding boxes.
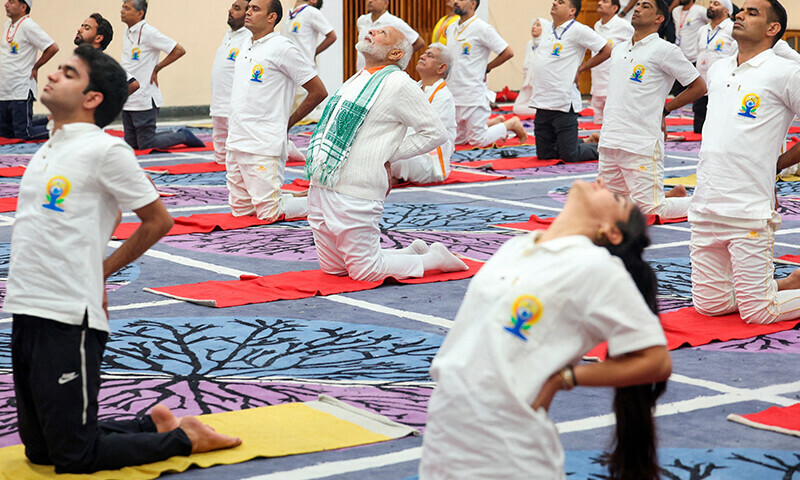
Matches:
[0,0,58,140]
[355,0,423,70]
[531,0,611,163]
[210,0,252,165]
[391,43,456,184]
[591,0,634,124]
[693,0,736,133]
[690,0,800,325]
[598,0,705,220]
[306,27,467,282]
[226,0,326,220]
[446,0,527,147]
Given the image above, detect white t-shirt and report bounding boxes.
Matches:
[591,16,634,97]
[774,39,800,63]
[0,16,54,101]
[691,50,800,221]
[696,18,736,81]
[227,32,317,156]
[355,11,419,70]
[599,33,699,156]
[444,17,509,106]
[672,3,709,62]
[210,27,252,118]
[281,3,334,65]
[530,19,607,112]
[4,123,159,332]
[121,21,179,111]
[419,232,666,479]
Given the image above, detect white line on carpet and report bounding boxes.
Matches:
[324,295,453,329]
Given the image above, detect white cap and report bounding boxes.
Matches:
[717,0,733,14]
[22,0,32,7]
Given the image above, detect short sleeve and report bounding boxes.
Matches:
[279,43,317,86]
[662,43,700,87]
[143,24,178,54]
[584,260,666,358]
[23,20,54,51]
[395,19,420,44]
[580,24,608,54]
[783,63,800,118]
[483,23,509,55]
[309,8,334,35]
[98,142,159,211]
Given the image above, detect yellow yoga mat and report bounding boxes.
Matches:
[664,174,697,187]
[0,396,417,480]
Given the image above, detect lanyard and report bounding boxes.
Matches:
[706,25,721,45]
[678,8,690,30]
[428,81,447,103]
[289,4,309,20]
[5,15,29,44]
[127,25,143,47]
[455,17,478,41]
[552,19,575,41]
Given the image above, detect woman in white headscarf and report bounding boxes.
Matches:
[513,17,550,116]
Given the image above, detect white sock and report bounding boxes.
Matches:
[283,194,308,219]
[391,239,429,255]
[421,243,468,273]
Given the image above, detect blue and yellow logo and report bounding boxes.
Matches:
[226,47,239,61]
[504,295,543,341]
[131,47,141,61]
[42,176,71,212]
[292,22,301,33]
[738,93,760,119]
[551,42,563,56]
[461,41,471,55]
[714,39,724,52]
[9,41,19,54]
[630,64,645,83]
[250,64,264,83]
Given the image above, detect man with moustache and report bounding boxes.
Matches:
[597,0,706,220]
[356,0,424,70]
[690,0,800,325]
[74,13,140,95]
[693,0,736,133]
[211,0,251,165]
[225,0,326,220]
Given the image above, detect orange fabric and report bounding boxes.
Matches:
[364,65,387,74]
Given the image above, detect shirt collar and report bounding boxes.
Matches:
[739,48,775,68]
[49,122,101,142]
[528,231,596,253]
[420,78,445,92]
[250,31,279,46]
[632,32,659,47]
[128,20,146,33]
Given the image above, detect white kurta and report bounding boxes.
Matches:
[120,21,178,111]
[0,16,54,101]
[420,232,666,479]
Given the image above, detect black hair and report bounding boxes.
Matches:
[312,0,323,9]
[474,0,481,8]
[21,0,30,14]
[90,13,114,51]
[655,0,674,39]
[569,0,582,14]
[603,207,667,480]
[269,0,284,25]
[766,0,787,46]
[610,0,621,12]
[74,44,129,128]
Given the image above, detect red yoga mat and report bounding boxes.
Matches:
[283,170,512,193]
[0,197,18,212]
[585,306,800,359]
[578,122,602,130]
[665,118,694,126]
[492,214,686,231]
[455,136,535,151]
[134,141,214,156]
[579,108,593,116]
[0,137,46,145]
[144,258,483,308]
[144,162,225,174]
[788,126,800,134]
[728,404,800,438]
[489,113,536,121]
[667,132,702,142]
[112,212,304,240]
[455,157,562,170]
[0,166,25,177]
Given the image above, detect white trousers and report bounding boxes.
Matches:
[690,213,800,324]
[307,187,425,282]
[598,145,690,219]
[591,95,606,124]
[212,116,229,165]
[455,104,507,148]
[391,149,449,184]
[225,150,308,220]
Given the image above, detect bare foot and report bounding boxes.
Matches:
[487,115,505,127]
[151,404,180,433]
[504,116,528,143]
[584,132,600,144]
[665,184,687,198]
[777,269,800,291]
[179,416,242,454]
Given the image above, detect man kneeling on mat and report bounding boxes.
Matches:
[5,45,241,474]
[305,27,468,282]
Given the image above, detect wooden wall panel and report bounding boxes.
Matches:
[343,1,446,81]
[577,0,601,95]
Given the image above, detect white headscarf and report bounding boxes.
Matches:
[531,17,551,48]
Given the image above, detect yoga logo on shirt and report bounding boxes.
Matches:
[131,48,141,61]
[9,42,19,54]
[630,65,645,83]
[292,22,301,33]
[504,295,543,341]
[251,64,264,83]
[461,42,471,55]
[42,176,71,212]
[227,47,240,61]
[551,43,563,56]
[714,40,725,52]
[738,93,760,119]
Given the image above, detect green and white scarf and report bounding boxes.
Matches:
[304,65,400,187]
